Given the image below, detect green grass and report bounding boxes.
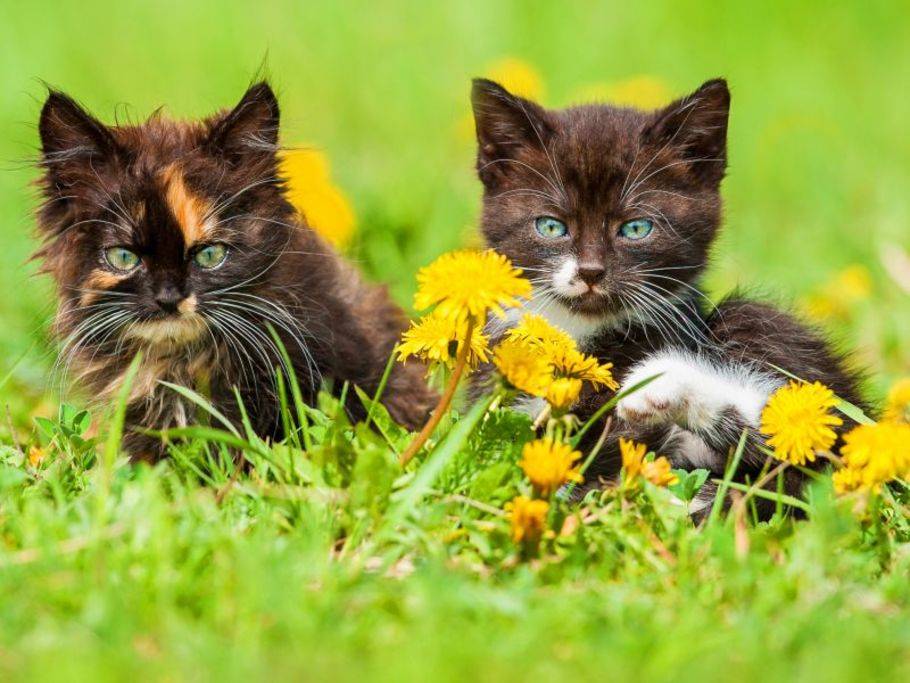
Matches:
[1,1,909,680]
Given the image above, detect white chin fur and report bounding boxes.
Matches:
[127,316,206,345]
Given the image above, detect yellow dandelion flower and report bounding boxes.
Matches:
[831,466,865,495]
[519,438,583,496]
[571,75,672,110]
[397,311,490,369]
[493,338,552,396]
[413,250,531,323]
[619,438,676,487]
[550,346,619,391]
[506,313,575,354]
[507,314,618,390]
[485,57,545,101]
[506,495,550,544]
[884,378,910,423]
[641,457,680,488]
[279,149,355,248]
[545,377,584,412]
[834,421,910,493]
[760,381,843,465]
[620,438,647,484]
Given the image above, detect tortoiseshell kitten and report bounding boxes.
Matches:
[35,82,435,460]
[471,77,865,514]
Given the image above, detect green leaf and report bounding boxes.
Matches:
[669,468,710,502]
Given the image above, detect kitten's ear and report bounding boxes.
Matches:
[206,81,280,165]
[39,91,120,170]
[471,78,553,186]
[643,78,730,183]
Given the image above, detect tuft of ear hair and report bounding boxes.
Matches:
[206,81,280,166]
[39,90,121,164]
[38,90,125,197]
[470,78,553,188]
[642,78,730,183]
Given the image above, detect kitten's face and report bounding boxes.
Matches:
[472,78,730,326]
[36,83,294,350]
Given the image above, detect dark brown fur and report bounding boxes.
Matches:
[470,78,866,514]
[35,82,435,459]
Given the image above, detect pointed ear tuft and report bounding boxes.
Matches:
[39,90,118,161]
[643,78,730,182]
[471,78,553,187]
[206,81,280,165]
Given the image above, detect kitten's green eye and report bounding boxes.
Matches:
[619,219,654,240]
[104,247,140,272]
[535,216,568,239]
[193,243,228,269]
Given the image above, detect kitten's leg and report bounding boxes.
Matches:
[615,349,781,471]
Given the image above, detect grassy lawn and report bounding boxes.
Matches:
[0,1,908,680]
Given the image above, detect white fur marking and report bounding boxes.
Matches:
[666,425,717,469]
[617,349,782,433]
[551,257,588,298]
[513,395,548,420]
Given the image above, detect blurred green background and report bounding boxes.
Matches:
[1,0,908,423]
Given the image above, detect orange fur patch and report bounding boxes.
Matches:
[80,270,127,305]
[162,165,212,244]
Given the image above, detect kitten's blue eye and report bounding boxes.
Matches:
[535,216,568,239]
[619,219,654,240]
[104,247,140,272]
[193,243,228,269]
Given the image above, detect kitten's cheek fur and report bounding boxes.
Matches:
[616,349,782,432]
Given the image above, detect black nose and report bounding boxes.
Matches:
[155,285,184,313]
[577,263,606,287]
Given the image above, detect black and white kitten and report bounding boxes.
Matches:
[471,77,864,513]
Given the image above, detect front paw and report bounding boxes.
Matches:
[617,373,692,427]
[616,352,728,432]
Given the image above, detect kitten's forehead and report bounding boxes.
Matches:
[112,116,209,164]
[556,106,648,165]
[548,106,651,201]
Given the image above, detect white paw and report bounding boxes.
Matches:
[617,372,695,427]
[616,351,779,432]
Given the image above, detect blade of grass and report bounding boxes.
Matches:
[720,480,810,513]
[0,341,36,394]
[707,429,748,525]
[267,324,313,450]
[364,346,398,430]
[158,380,241,438]
[150,425,258,453]
[96,352,142,524]
[385,392,496,533]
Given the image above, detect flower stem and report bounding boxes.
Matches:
[399,318,475,466]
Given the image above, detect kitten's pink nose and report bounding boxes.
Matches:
[577,263,606,287]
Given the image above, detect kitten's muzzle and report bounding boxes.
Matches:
[155,285,185,314]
